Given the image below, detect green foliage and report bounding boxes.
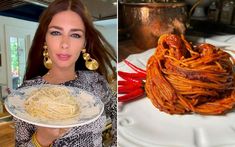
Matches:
[10,42,19,75]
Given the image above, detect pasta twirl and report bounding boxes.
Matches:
[145,34,235,115]
[24,86,80,120]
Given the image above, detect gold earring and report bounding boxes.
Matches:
[43,44,52,69]
[82,48,99,70]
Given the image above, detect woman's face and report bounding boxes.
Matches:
[45,10,85,70]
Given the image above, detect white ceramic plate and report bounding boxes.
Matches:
[118,41,235,147]
[5,84,104,128]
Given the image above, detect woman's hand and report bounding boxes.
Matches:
[35,126,69,146]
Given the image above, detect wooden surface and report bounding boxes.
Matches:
[0,105,15,147]
[0,109,11,119]
[0,121,15,147]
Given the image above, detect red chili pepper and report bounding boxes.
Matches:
[118,88,145,102]
[118,71,146,80]
[118,80,144,94]
[118,80,142,87]
[118,85,142,94]
[118,71,145,83]
[118,80,128,85]
[124,60,147,75]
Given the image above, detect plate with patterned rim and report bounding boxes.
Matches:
[118,46,235,147]
[5,84,104,128]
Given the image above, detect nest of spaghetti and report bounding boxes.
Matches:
[25,86,80,120]
[145,34,235,115]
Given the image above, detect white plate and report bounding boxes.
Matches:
[5,84,104,128]
[118,47,235,147]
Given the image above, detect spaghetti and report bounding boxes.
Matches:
[145,34,235,115]
[24,86,80,120]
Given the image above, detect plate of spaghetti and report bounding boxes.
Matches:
[4,84,104,128]
[118,34,235,147]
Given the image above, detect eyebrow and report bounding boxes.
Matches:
[48,26,85,33]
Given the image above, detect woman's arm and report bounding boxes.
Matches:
[14,80,37,147]
[97,75,117,146]
[14,118,36,147]
[105,90,117,146]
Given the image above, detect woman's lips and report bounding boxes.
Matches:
[57,54,71,61]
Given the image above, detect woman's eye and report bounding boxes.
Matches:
[50,31,61,36]
[71,34,81,38]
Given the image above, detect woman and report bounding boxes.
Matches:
[14,0,117,146]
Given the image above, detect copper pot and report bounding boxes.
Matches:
[121,2,187,49]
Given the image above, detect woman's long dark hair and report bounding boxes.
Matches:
[24,0,116,82]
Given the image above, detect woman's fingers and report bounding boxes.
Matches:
[36,126,71,140]
[59,128,69,136]
[59,128,71,137]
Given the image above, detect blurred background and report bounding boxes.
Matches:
[118,0,235,61]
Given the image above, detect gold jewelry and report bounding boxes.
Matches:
[32,132,41,147]
[43,43,52,69]
[32,132,53,147]
[81,48,99,70]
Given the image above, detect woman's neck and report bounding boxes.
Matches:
[43,69,77,84]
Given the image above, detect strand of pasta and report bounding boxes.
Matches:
[25,86,79,120]
[145,34,235,115]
